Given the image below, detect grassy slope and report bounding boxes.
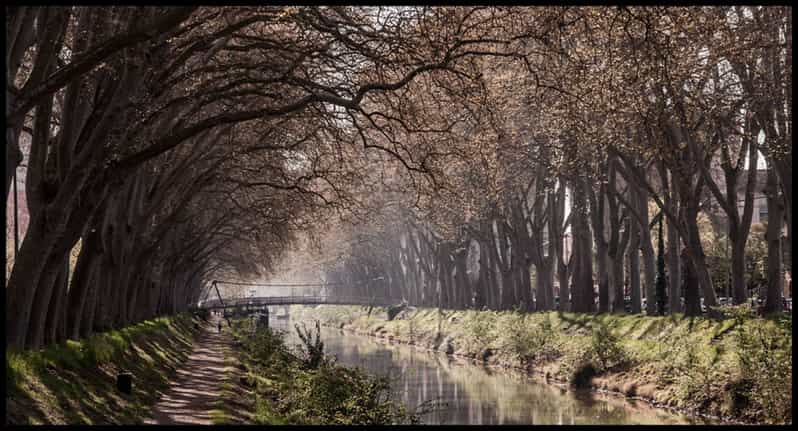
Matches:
[293,305,792,424]
[6,314,201,425]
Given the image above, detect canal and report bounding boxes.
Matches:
[269,313,709,425]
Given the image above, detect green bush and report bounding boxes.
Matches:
[283,363,417,425]
[589,321,627,372]
[499,313,559,367]
[557,321,627,387]
[295,320,325,369]
[233,319,419,425]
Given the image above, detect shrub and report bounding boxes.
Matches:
[499,312,559,367]
[589,321,627,372]
[558,321,628,387]
[284,363,418,425]
[233,318,419,425]
[295,320,325,369]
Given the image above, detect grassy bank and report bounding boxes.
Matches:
[224,318,423,425]
[6,313,201,425]
[292,304,792,425]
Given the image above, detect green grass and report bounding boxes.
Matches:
[6,314,201,425]
[210,348,253,425]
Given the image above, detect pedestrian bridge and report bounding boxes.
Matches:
[198,295,394,310]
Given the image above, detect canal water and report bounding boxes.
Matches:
[270,315,708,425]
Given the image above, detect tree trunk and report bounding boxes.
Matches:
[763,165,784,314]
[5,216,54,349]
[591,185,610,313]
[730,237,747,304]
[550,181,570,312]
[635,186,657,315]
[66,229,102,339]
[520,263,532,311]
[79,264,100,338]
[610,215,631,314]
[5,125,23,204]
[682,247,702,317]
[628,214,642,314]
[26,252,66,349]
[571,177,594,313]
[684,208,719,309]
[43,259,69,346]
[666,217,682,314]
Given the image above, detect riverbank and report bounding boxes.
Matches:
[6,313,201,425]
[223,318,422,425]
[291,304,792,425]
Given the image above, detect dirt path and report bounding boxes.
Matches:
[145,315,231,425]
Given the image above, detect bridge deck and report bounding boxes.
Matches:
[199,296,396,309]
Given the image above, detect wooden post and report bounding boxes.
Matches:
[117,372,132,394]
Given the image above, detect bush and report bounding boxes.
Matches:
[233,318,419,425]
[589,321,627,372]
[499,313,559,367]
[558,321,627,387]
[295,320,325,369]
[283,363,418,425]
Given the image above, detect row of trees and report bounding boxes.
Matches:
[321,7,792,317]
[6,6,538,350]
[5,7,790,350]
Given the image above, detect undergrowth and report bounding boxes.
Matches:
[230,318,422,425]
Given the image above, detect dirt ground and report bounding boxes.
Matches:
[145,315,231,425]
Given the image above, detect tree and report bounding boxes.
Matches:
[655,214,667,315]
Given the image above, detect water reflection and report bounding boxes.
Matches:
[274,319,705,425]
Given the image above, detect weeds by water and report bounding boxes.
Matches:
[231,318,423,425]
[294,320,325,369]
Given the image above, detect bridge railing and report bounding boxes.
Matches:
[198,295,398,309]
